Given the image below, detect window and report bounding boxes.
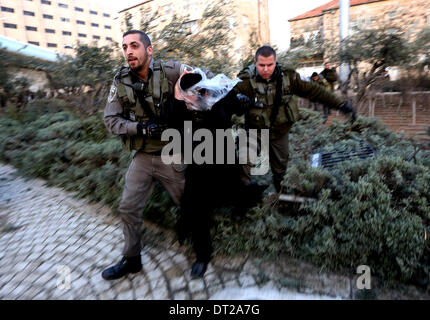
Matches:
[45,28,55,33]
[58,3,68,8]
[47,43,57,48]
[75,7,83,12]
[64,45,73,49]
[26,26,37,31]
[90,10,97,15]
[103,13,110,18]
[23,11,35,16]
[76,20,85,25]
[1,7,14,13]
[91,23,99,27]
[43,14,53,19]
[106,37,112,41]
[41,0,51,5]
[62,31,72,36]
[104,25,111,29]
[29,41,39,46]
[93,35,100,40]
[3,23,17,29]
[78,33,87,38]
[60,17,70,22]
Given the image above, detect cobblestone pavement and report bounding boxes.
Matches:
[0,163,428,300]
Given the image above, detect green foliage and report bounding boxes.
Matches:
[1,98,429,286]
[134,0,236,75]
[214,111,430,285]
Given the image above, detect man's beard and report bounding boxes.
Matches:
[129,52,148,71]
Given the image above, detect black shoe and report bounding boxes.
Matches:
[101,255,142,280]
[190,261,208,278]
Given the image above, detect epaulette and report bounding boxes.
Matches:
[237,65,253,80]
[114,66,131,80]
[281,65,296,73]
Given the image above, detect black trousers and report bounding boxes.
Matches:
[180,164,243,262]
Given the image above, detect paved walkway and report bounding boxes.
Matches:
[0,163,427,300]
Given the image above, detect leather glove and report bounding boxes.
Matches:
[236,93,252,111]
[338,101,356,122]
[136,122,148,136]
[146,120,168,138]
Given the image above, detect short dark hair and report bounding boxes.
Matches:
[255,46,276,61]
[180,73,202,90]
[122,30,151,48]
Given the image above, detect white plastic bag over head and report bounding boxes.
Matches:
[179,68,241,111]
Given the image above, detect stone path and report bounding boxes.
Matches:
[0,163,427,300]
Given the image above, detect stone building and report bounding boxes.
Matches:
[117,0,270,64]
[289,0,430,67]
[0,0,116,55]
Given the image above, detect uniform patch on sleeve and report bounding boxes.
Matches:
[108,84,117,103]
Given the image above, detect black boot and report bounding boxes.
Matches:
[101,255,142,280]
[191,260,208,278]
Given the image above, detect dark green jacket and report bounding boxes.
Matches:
[234,63,343,137]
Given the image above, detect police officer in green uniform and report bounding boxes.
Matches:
[311,71,331,122]
[102,30,197,280]
[234,46,355,192]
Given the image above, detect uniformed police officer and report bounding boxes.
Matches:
[310,71,331,122]
[234,46,355,193]
[102,30,194,280]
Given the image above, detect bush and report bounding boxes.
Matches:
[1,102,429,286]
[214,109,430,286]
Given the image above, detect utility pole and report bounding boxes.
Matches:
[339,0,350,84]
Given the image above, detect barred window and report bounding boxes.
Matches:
[3,23,17,29]
[1,7,14,13]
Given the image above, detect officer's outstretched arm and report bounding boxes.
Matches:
[290,71,343,108]
[290,71,356,121]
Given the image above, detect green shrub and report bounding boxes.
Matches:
[1,103,429,286]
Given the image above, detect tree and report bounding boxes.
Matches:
[134,0,237,75]
[46,43,123,114]
[339,27,412,106]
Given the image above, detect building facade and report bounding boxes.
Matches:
[117,0,270,64]
[289,0,430,65]
[0,0,116,55]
